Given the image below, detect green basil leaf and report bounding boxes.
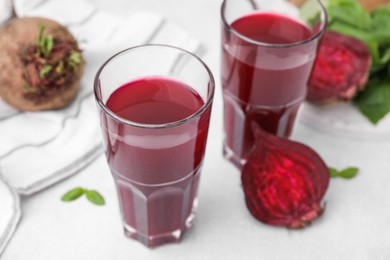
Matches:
[85,190,105,206]
[61,187,84,202]
[338,167,359,179]
[328,167,339,178]
[354,79,390,124]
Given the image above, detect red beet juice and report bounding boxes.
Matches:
[100,76,211,246]
[221,12,315,167]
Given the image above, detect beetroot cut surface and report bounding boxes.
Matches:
[241,125,330,228]
[307,31,371,104]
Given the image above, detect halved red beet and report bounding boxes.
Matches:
[307,31,371,104]
[241,124,329,228]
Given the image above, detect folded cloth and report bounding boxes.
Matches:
[0,0,202,195]
[0,176,21,257]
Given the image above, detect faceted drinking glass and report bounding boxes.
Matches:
[221,0,327,167]
[94,44,215,247]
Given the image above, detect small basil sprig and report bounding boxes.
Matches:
[328,167,359,179]
[61,187,105,206]
[85,190,105,206]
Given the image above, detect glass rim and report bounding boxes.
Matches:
[94,44,215,129]
[221,0,328,48]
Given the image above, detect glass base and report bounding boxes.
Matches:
[223,142,246,169]
[123,210,196,248]
[114,166,201,248]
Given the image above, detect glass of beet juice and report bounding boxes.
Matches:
[94,45,214,247]
[221,0,327,168]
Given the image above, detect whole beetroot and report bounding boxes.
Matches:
[307,31,371,104]
[0,17,84,111]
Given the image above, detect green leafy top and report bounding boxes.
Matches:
[327,0,373,30]
[21,25,83,99]
[36,26,54,58]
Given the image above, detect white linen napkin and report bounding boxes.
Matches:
[0,0,202,195]
[0,176,20,257]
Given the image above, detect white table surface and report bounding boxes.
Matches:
[3,0,390,259]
